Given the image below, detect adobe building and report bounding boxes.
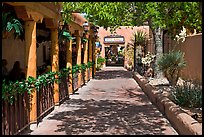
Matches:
[98,26,153,67]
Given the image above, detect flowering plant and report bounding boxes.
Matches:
[142,52,155,66]
[174,26,186,44]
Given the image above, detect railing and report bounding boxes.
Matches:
[2,64,93,135]
[81,70,86,86]
[2,92,30,135]
[87,68,90,82]
[72,72,79,92]
[36,82,55,125]
[59,76,69,104]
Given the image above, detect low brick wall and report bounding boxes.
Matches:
[133,72,202,135]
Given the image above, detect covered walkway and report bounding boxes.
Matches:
[24,67,178,135]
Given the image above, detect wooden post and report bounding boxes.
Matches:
[76,30,82,88]
[66,37,73,94]
[84,33,89,82]
[93,39,96,77]
[88,36,93,78]
[25,21,37,122]
[51,29,59,105]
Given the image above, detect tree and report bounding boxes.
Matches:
[61,2,202,76]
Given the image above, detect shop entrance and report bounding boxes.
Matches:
[105,45,124,66]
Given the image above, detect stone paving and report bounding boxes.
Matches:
[24,67,178,135]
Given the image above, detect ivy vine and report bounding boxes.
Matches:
[2,62,94,104]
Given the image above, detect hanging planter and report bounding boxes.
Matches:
[81,37,88,43]
[59,29,72,44]
[2,12,23,39]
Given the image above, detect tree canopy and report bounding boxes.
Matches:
[62,2,202,37]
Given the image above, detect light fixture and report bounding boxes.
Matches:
[83,21,89,33]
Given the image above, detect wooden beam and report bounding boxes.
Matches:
[44,18,58,29]
[69,21,83,34]
[14,6,44,23]
[14,6,30,20]
[5,2,60,20]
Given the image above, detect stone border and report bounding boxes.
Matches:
[132,72,202,135]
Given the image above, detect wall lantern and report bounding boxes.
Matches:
[83,21,89,33]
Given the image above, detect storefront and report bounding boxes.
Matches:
[104,35,125,66]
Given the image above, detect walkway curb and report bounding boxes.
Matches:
[132,72,202,135]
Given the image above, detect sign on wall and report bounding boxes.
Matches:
[104,35,125,44]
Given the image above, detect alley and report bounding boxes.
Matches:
[25,67,178,135]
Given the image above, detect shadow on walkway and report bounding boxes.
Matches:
[94,69,133,80]
[47,97,170,135]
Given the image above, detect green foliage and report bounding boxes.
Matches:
[96,57,106,70]
[59,29,72,43]
[170,81,202,108]
[87,61,94,68]
[157,50,186,86]
[157,50,186,73]
[81,38,88,43]
[62,2,201,36]
[141,52,155,67]
[131,30,147,47]
[2,12,23,36]
[72,64,80,74]
[2,61,94,104]
[97,57,106,64]
[80,63,87,72]
[124,45,134,65]
[2,67,69,104]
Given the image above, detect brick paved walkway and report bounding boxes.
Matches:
[24,67,178,135]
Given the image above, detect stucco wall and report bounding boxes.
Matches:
[98,26,150,60]
[175,34,202,83]
[2,37,25,72]
[2,37,51,73]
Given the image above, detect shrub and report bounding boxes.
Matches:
[96,57,106,70]
[157,50,186,86]
[169,81,202,108]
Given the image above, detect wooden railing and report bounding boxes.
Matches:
[2,66,93,135]
[59,76,69,104]
[36,82,55,125]
[81,70,86,86]
[2,92,30,135]
[72,72,79,92]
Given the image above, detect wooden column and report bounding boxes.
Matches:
[84,33,89,82]
[51,29,59,105]
[76,30,82,88]
[88,36,93,78]
[66,37,73,94]
[93,39,96,77]
[25,21,37,122]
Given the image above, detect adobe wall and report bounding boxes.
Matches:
[2,37,51,72]
[175,34,202,83]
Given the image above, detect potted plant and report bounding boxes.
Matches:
[157,50,186,86]
[2,12,23,39]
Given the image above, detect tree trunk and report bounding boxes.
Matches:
[147,19,163,78]
[154,27,163,78]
